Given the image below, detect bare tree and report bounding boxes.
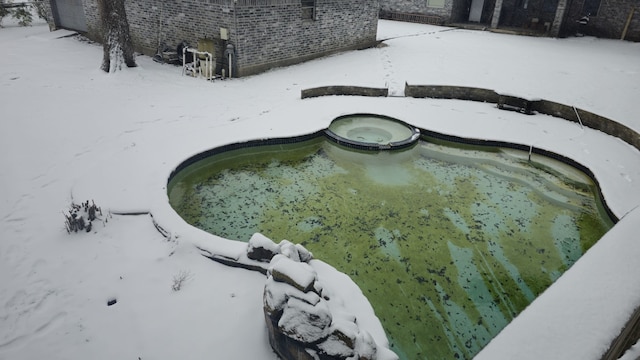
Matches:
[97,0,136,72]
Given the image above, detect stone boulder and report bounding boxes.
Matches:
[247,233,314,263]
[263,253,380,360]
[247,233,281,262]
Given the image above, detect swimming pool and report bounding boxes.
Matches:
[168,115,614,359]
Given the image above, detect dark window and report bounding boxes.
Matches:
[542,0,559,13]
[582,0,600,16]
[302,0,315,20]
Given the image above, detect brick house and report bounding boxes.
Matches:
[379,0,638,41]
[44,0,380,77]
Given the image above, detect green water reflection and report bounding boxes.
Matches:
[168,137,613,360]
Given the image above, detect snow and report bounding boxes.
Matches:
[475,208,640,359]
[278,296,332,343]
[278,240,311,263]
[619,341,640,360]
[269,254,317,293]
[1,15,639,360]
[264,276,321,309]
[248,232,280,259]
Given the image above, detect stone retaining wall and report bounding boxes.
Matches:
[404,84,500,103]
[301,86,389,99]
[404,83,640,151]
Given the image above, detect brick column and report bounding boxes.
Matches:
[550,0,568,37]
[490,0,503,28]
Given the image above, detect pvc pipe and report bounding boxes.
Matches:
[182,47,214,80]
[573,105,584,129]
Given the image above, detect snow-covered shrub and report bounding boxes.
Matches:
[0,5,11,25]
[12,6,31,26]
[64,200,103,233]
[32,0,48,21]
[171,270,192,292]
[0,3,34,27]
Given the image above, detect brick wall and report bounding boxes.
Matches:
[73,0,235,58]
[589,0,639,41]
[39,0,55,29]
[47,0,379,76]
[233,0,379,76]
[83,0,100,40]
[379,0,454,22]
[561,0,639,41]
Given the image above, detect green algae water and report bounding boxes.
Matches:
[168,136,613,360]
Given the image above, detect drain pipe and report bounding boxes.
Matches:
[231,0,239,78]
[224,44,235,78]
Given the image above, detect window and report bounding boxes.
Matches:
[582,0,601,16]
[427,0,446,8]
[542,0,557,13]
[301,0,315,20]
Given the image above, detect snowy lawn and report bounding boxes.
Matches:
[1,18,639,360]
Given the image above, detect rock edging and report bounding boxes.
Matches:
[250,233,392,360]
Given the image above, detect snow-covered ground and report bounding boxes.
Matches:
[1,16,639,360]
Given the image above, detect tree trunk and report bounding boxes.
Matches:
[98,0,136,73]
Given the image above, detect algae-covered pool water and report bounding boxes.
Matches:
[168,135,613,360]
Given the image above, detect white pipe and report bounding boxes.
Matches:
[182,46,186,75]
[206,57,210,79]
[573,105,584,129]
[183,47,214,80]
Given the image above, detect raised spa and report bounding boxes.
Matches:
[325,114,420,150]
[167,114,614,360]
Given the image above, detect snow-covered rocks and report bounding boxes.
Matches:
[247,233,313,263]
[263,249,384,360]
[269,255,319,293]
